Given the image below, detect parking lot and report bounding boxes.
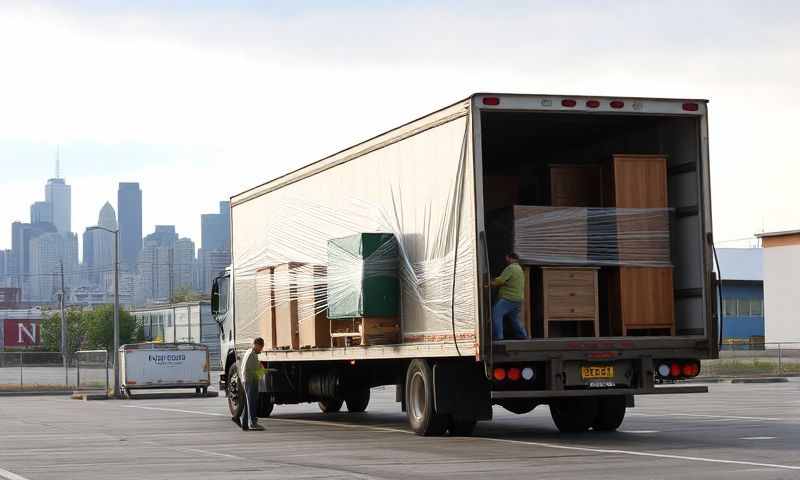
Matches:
[0,380,798,480]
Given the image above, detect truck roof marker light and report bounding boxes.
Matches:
[657,363,671,377]
[670,363,681,378]
[561,99,577,107]
[610,100,625,109]
[493,367,506,381]
[508,367,521,381]
[483,97,500,106]
[521,367,535,381]
[682,102,699,112]
[586,100,600,108]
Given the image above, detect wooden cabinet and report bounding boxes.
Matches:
[274,262,303,349]
[550,165,604,207]
[255,266,277,349]
[542,267,599,338]
[606,154,674,336]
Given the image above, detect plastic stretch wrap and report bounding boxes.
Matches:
[503,206,672,267]
[230,113,476,351]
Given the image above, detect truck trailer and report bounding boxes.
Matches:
[213,93,717,436]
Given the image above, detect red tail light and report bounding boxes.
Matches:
[586,100,600,108]
[561,99,577,107]
[483,97,500,106]
[493,368,506,381]
[507,368,521,381]
[682,102,699,111]
[610,100,625,109]
[682,362,700,378]
[670,363,681,378]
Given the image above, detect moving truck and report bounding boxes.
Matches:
[213,93,717,435]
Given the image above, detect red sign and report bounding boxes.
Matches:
[3,319,41,347]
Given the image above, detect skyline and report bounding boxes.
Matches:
[2,2,800,251]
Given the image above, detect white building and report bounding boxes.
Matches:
[29,232,64,302]
[757,229,800,343]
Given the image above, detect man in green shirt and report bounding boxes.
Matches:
[491,253,528,340]
[234,337,266,431]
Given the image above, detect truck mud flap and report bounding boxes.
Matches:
[433,361,492,421]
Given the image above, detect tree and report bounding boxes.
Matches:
[171,286,202,303]
[40,309,86,353]
[83,304,143,352]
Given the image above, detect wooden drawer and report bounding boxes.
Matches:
[546,294,596,318]
[543,269,596,288]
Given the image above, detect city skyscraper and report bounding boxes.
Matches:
[118,182,142,272]
[30,201,52,224]
[45,177,71,234]
[82,202,118,286]
[200,201,230,251]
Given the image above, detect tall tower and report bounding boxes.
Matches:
[117,182,142,273]
[45,157,71,234]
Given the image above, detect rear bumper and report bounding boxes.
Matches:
[491,385,708,400]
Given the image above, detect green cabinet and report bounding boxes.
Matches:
[327,233,399,319]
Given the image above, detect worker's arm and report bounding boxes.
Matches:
[491,266,511,287]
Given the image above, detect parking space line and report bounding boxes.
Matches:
[0,467,30,480]
[629,412,784,421]
[738,437,777,440]
[121,405,800,472]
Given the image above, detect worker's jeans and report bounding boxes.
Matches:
[239,379,259,429]
[492,298,527,340]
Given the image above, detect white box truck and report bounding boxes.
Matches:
[213,93,717,435]
[119,343,211,398]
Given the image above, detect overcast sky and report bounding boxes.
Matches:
[1,1,798,253]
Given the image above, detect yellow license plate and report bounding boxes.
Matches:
[581,365,614,380]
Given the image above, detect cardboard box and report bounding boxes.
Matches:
[273,262,304,349]
[255,266,276,349]
[297,265,330,348]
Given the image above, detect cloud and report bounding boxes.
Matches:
[0,1,799,250]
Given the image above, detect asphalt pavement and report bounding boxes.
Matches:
[0,380,799,479]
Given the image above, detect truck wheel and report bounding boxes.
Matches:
[549,398,598,433]
[227,362,245,418]
[405,359,448,436]
[318,398,344,413]
[592,396,626,431]
[345,388,370,413]
[257,393,274,418]
[498,399,537,415]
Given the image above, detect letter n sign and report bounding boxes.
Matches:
[4,319,40,347]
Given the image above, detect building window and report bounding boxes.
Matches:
[723,299,737,316]
[737,299,751,316]
[750,299,763,316]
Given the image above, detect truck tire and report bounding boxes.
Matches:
[498,399,537,415]
[549,398,598,433]
[318,398,344,413]
[226,362,245,418]
[592,396,626,431]
[257,393,275,418]
[345,388,370,413]
[405,359,448,436]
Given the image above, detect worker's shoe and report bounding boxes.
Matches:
[231,417,241,427]
[249,424,265,431]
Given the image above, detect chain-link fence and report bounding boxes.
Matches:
[702,343,800,377]
[0,352,75,392]
[75,350,110,393]
[0,351,113,393]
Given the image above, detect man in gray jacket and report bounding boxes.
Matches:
[234,337,265,431]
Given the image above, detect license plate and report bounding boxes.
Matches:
[581,365,614,380]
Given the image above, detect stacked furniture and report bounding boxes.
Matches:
[327,233,401,346]
[274,262,304,349]
[255,266,277,349]
[297,265,330,348]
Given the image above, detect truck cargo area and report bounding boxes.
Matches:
[481,110,708,341]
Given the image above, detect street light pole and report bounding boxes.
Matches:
[113,228,120,398]
[89,225,120,398]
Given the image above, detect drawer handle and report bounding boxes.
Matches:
[569,292,576,297]
[570,308,575,313]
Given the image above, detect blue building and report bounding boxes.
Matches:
[715,248,764,348]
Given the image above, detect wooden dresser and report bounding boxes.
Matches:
[542,267,600,338]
